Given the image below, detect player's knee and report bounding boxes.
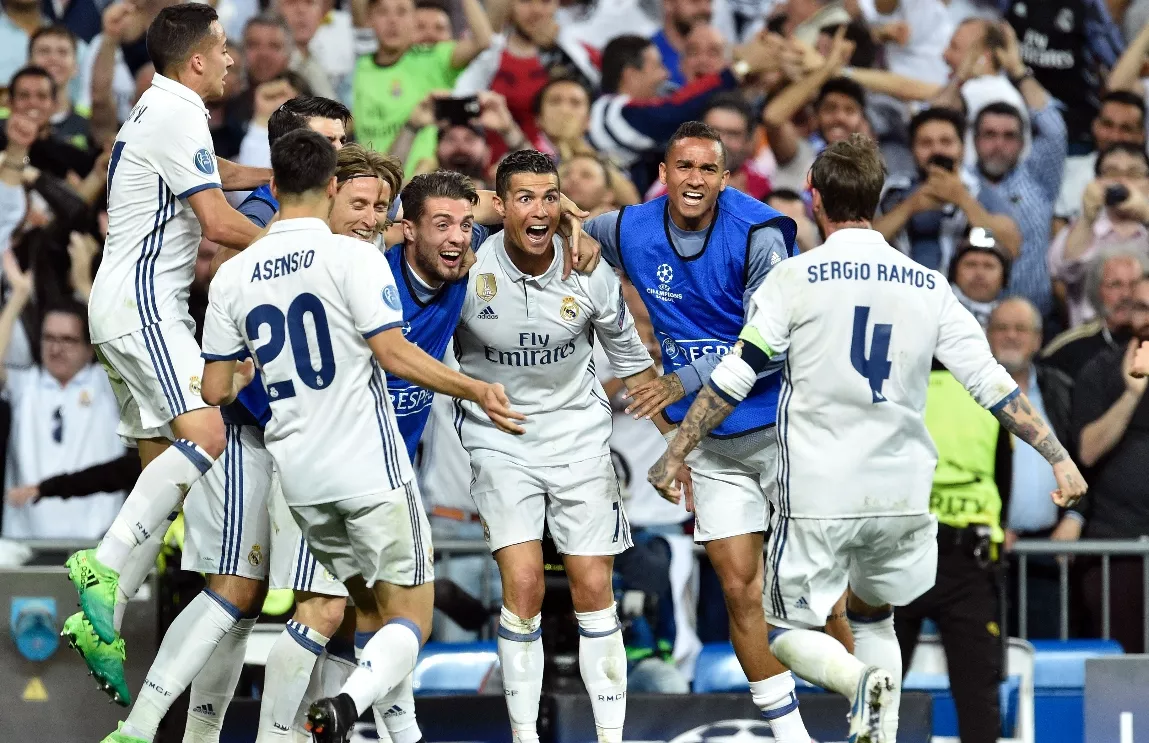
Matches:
[174,409,227,459]
[206,574,268,615]
[502,570,545,617]
[294,595,347,637]
[717,564,762,608]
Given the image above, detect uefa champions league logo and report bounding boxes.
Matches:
[657,264,674,289]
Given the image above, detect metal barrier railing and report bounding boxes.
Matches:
[1011,538,1149,649]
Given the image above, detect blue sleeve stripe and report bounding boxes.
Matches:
[362,320,403,339]
[988,386,1021,414]
[708,378,743,407]
[202,350,248,361]
[177,182,222,200]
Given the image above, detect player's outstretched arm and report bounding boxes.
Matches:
[216,158,272,192]
[187,188,262,250]
[648,384,735,502]
[201,358,256,407]
[992,392,1087,508]
[367,328,526,434]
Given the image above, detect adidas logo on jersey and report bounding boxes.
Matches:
[478,306,498,319]
[383,705,405,718]
[191,703,216,717]
[795,597,809,609]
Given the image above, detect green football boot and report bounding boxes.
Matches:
[61,612,131,707]
[100,722,147,743]
[65,548,120,643]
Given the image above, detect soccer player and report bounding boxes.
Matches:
[649,134,1087,743]
[200,128,523,743]
[581,121,812,741]
[63,1,270,704]
[448,150,668,743]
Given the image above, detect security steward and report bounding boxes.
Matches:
[894,360,1013,743]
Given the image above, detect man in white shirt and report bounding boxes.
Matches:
[63,1,271,709]
[454,150,669,743]
[199,129,521,743]
[650,134,1087,743]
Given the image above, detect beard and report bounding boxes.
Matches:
[978,155,1015,181]
[996,351,1030,375]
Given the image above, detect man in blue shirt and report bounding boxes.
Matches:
[582,120,814,742]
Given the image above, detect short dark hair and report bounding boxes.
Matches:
[495,149,559,199]
[401,170,480,225]
[9,65,56,99]
[1099,89,1147,125]
[909,106,967,145]
[601,35,653,94]
[665,120,725,167]
[817,21,876,69]
[415,0,450,13]
[147,4,220,77]
[702,92,754,132]
[532,73,594,116]
[268,95,352,146]
[43,299,90,345]
[816,76,866,111]
[809,133,886,223]
[974,101,1023,135]
[1095,142,1149,175]
[764,188,804,204]
[271,129,338,197]
[29,25,77,55]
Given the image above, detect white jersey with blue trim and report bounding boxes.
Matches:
[89,74,223,344]
[741,228,1018,519]
[201,218,413,507]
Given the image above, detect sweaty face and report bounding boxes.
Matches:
[414,7,452,44]
[406,196,475,283]
[243,25,290,85]
[30,35,77,90]
[41,312,90,385]
[307,117,348,149]
[372,0,415,54]
[987,301,1041,374]
[201,23,234,100]
[1099,256,1142,328]
[975,112,1023,179]
[280,0,325,46]
[682,25,725,82]
[10,76,54,120]
[815,92,864,145]
[659,137,728,225]
[329,177,391,241]
[1129,281,1149,342]
[912,120,964,172]
[559,156,610,213]
[953,251,1004,303]
[498,172,561,261]
[1093,101,1145,151]
[537,80,590,143]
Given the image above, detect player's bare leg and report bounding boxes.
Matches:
[564,554,628,743]
[493,542,546,743]
[705,533,810,742]
[184,575,268,742]
[307,582,433,743]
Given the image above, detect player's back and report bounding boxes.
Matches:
[90,76,222,344]
[206,218,413,505]
[769,229,998,518]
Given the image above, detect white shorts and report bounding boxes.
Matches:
[287,481,434,588]
[765,513,938,628]
[469,452,632,556]
[96,319,210,442]
[182,424,274,580]
[269,486,347,597]
[688,431,776,543]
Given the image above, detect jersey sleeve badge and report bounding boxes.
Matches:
[476,273,498,302]
[194,149,215,175]
[382,284,401,310]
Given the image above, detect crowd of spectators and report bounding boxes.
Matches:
[1,0,1148,678]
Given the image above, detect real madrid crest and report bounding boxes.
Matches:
[560,296,580,322]
[78,390,92,407]
[248,544,263,567]
[189,375,202,396]
[476,273,498,302]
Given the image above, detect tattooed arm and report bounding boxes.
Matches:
[993,391,1088,508]
[648,384,736,501]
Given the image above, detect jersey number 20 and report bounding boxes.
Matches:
[246,293,336,400]
[850,305,892,404]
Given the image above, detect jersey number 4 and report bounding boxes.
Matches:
[246,293,336,401]
[850,305,892,404]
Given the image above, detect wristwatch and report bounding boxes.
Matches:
[0,153,29,171]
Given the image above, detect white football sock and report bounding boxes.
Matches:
[850,610,901,742]
[770,627,866,701]
[97,440,213,573]
[575,604,627,743]
[497,607,544,743]
[749,672,810,743]
[120,590,239,741]
[184,616,256,743]
[341,619,421,715]
[257,621,329,741]
[355,630,422,743]
[114,511,177,632]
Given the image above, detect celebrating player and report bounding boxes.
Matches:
[649,134,1087,743]
[582,121,815,741]
[452,150,674,743]
[199,129,523,743]
[63,2,271,705]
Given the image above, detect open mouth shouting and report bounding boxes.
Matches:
[681,190,705,208]
[440,247,463,269]
[524,223,552,247]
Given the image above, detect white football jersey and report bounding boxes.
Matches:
[454,231,653,465]
[89,75,223,344]
[201,218,413,506]
[745,228,1018,519]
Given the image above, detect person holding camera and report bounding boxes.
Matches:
[874,106,1021,275]
[1048,143,1149,329]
